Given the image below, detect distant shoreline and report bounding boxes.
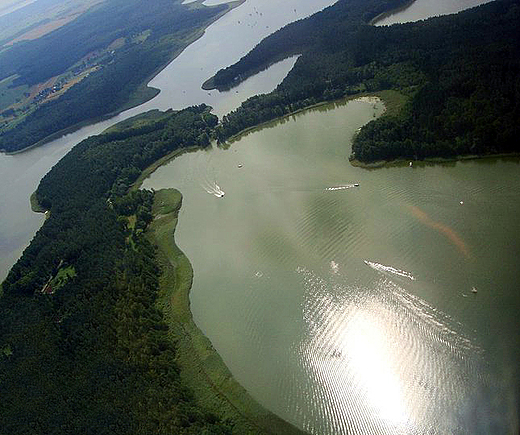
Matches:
[218,89,518,169]
[1,0,244,155]
[369,0,416,25]
[220,89,407,147]
[350,152,520,169]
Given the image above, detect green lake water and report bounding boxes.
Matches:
[143,97,520,434]
[0,0,336,281]
[1,0,517,431]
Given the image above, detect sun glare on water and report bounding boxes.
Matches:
[296,265,481,434]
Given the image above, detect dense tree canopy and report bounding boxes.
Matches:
[212,0,520,162]
[0,106,231,434]
[2,0,519,432]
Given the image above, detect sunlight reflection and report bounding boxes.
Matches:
[341,308,408,425]
[297,265,481,434]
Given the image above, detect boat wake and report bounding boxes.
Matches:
[325,184,359,191]
[200,178,225,197]
[294,265,483,434]
[194,153,225,197]
[364,260,416,281]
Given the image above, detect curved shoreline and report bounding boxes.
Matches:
[219,89,517,168]
[202,53,299,92]
[369,0,416,25]
[1,87,155,155]
[146,188,305,435]
[134,94,390,435]
[136,93,519,435]
[201,0,418,92]
[221,90,402,146]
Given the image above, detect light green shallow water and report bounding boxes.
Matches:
[143,98,520,434]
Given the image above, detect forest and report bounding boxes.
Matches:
[0,0,228,153]
[212,0,520,162]
[1,0,519,433]
[206,0,410,90]
[0,106,234,434]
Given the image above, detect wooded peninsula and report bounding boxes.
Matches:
[209,0,520,163]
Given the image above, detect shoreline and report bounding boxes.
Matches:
[130,145,203,192]
[369,0,416,25]
[202,0,417,92]
[350,152,520,169]
[29,191,46,213]
[202,53,299,92]
[221,89,517,168]
[1,0,244,156]
[122,86,517,435]
[222,90,402,145]
[146,188,304,435]
[1,89,155,155]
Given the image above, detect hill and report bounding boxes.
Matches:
[0,0,234,153]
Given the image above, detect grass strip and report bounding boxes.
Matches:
[147,188,305,435]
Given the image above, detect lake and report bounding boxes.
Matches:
[0,0,337,281]
[1,0,517,431]
[143,97,519,434]
[374,0,491,25]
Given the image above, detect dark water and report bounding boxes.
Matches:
[143,98,520,434]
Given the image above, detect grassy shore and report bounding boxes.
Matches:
[146,188,304,435]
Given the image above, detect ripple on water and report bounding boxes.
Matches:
[288,266,484,434]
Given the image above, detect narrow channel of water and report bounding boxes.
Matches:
[142,97,520,434]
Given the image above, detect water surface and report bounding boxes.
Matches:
[0,0,336,280]
[374,0,491,25]
[143,98,520,433]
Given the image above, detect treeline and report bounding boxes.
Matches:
[0,106,231,434]
[1,44,169,152]
[350,5,520,161]
[208,0,410,90]
[213,0,520,162]
[0,0,227,153]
